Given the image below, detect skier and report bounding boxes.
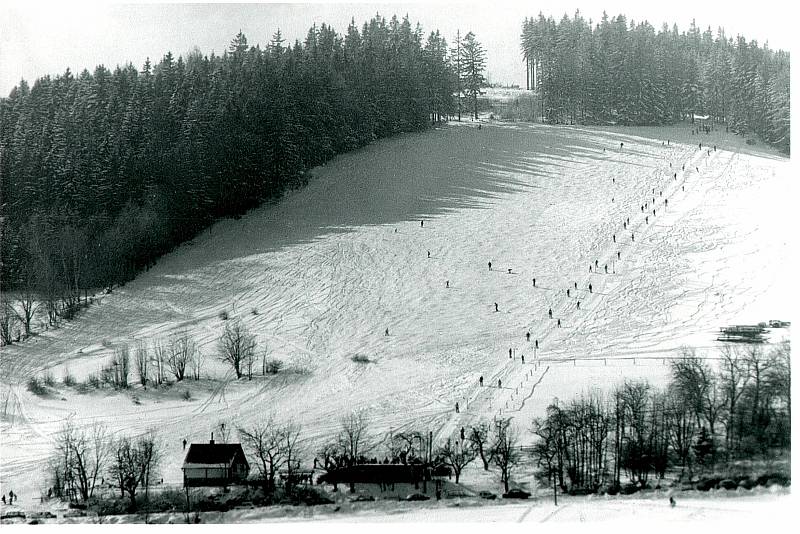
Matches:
[589,265,592,273]
[535,340,539,349]
[498,379,502,388]
[577,301,581,310]
[479,376,484,386]
[461,427,465,440]
[674,173,677,179]
[670,495,676,507]
[548,308,553,319]
[183,439,187,450]
[624,221,627,230]
[446,280,449,288]
[682,164,685,171]
[557,318,561,328]
[631,233,635,241]
[495,302,499,312]
[613,234,616,243]
[488,261,492,271]
[521,355,525,364]
[665,199,668,207]
[421,220,424,227]
[646,216,648,224]
[526,332,530,342]
[588,283,593,293]
[385,328,389,336]
[713,145,716,151]
[567,288,570,297]
[699,142,702,149]
[455,402,459,413]
[696,166,699,172]
[509,348,513,359]
[617,251,621,260]
[8,491,14,504]
[612,177,615,184]
[595,259,599,268]
[427,250,430,258]
[620,142,624,149]
[604,264,608,274]
[1,495,5,505]
[508,268,512,275]
[653,209,656,216]
[574,282,578,290]
[533,278,536,287]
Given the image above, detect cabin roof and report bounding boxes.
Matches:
[182,443,246,468]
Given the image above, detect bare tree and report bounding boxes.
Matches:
[238,417,297,495]
[338,411,372,461]
[52,420,110,503]
[168,332,195,381]
[190,348,205,380]
[0,297,16,346]
[218,320,256,379]
[134,342,149,387]
[282,423,303,491]
[664,384,696,477]
[468,422,491,470]
[104,346,130,389]
[719,345,750,456]
[437,438,476,483]
[12,264,39,337]
[108,430,161,511]
[151,340,167,385]
[490,418,519,493]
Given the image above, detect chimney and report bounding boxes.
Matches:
[210,432,215,445]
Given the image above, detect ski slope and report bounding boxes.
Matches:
[0,121,792,511]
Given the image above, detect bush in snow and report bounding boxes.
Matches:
[263,358,283,374]
[351,354,371,364]
[27,377,48,396]
[62,369,77,386]
[43,370,57,387]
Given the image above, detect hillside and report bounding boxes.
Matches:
[0,119,791,515]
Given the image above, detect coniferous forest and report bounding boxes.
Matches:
[521,13,790,153]
[0,15,459,322]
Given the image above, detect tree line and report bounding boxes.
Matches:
[531,342,790,494]
[521,12,790,153]
[0,15,487,339]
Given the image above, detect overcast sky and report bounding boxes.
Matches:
[0,1,795,97]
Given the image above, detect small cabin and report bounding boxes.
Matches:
[182,438,250,488]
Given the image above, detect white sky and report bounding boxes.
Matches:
[0,0,795,97]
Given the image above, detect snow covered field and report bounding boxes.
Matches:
[0,120,792,521]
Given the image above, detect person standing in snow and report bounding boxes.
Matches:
[588,283,593,293]
[617,251,621,260]
[567,289,570,297]
[577,301,581,310]
[446,280,449,288]
[385,328,389,336]
[533,278,536,287]
[557,319,561,327]
[455,402,459,413]
[535,339,539,349]
[526,332,531,342]
[613,234,616,243]
[498,379,502,388]
[421,220,424,227]
[521,355,525,364]
[479,376,484,386]
[548,308,553,319]
[427,251,430,258]
[495,302,499,312]
[509,348,513,359]
[488,261,492,271]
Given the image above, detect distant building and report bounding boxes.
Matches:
[182,438,249,488]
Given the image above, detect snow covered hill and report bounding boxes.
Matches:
[0,120,791,514]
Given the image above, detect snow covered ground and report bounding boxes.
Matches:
[0,120,792,522]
